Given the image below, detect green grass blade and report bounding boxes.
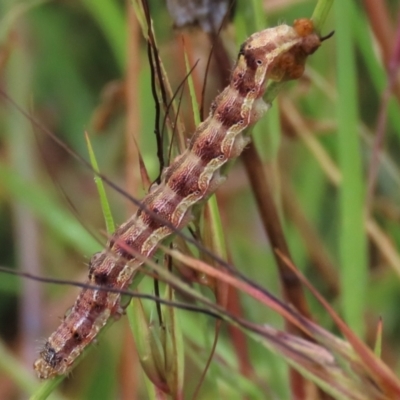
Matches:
[0,340,40,398]
[184,48,201,127]
[311,0,334,34]
[0,164,99,254]
[85,132,115,234]
[334,0,367,338]
[373,318,383,358]
[206,195,227,260]
[30,376,65,400]
[0,0,48,40]
[82,0,126,71]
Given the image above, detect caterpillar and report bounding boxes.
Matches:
[34,18,322,380]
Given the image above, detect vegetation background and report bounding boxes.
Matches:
[1,0,400,399]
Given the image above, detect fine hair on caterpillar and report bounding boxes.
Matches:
[7,17,323,380]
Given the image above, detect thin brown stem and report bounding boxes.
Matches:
[366,12,400,212]
[241,142,312,320]
[281,176,340,297]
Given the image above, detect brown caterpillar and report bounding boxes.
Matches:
[34,18,322,380]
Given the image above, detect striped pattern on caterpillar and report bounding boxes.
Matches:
[34,18,322,379]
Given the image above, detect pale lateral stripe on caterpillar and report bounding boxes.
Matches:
[33,18,322,380]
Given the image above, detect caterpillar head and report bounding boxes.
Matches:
[268,18,325,81]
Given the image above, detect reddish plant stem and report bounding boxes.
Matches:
[226,285,253,378]
[363,0,400,102]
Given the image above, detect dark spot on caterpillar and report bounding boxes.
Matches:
[93,302,103,313]
[216,97,244,128]
[70,319,93,343]
[246,87,256,94]
[73,331,82,343]
[94,271,109,286]
[243,44,276,71]
[113,236,137,262]
[192,134,222,163]
[168,176,177,186]
[168,163,203,199]
[142,196,177,230]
